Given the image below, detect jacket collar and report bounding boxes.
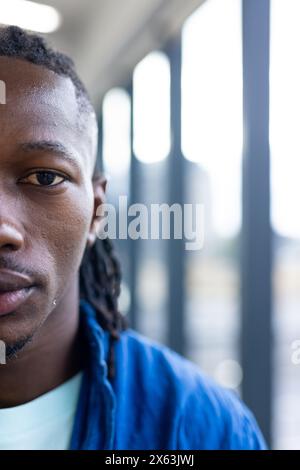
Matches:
[69,299,116,450]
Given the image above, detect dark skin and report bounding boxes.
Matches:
[0,57,106,407]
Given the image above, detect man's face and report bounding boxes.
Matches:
[0,57,103,351]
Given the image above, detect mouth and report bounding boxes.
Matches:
[0,286,35,317]
[0,269,36,317]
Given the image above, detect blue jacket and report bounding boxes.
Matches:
[70,299,267,450]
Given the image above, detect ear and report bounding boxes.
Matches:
[86,172,107,248]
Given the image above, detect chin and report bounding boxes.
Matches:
[4,334,34,362]
[0,305,44,357]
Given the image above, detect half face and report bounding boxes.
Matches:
[0,56,103,350]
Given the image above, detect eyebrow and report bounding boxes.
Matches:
[19,140,81,171]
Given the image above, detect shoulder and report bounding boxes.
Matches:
[115,328,267,450]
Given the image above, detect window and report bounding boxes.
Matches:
[181,0,243,391]
[270,0,300,450]
[133,51,171,164]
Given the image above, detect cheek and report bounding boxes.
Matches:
[53,202,93,279]
[50,209,90,279]
[25,186,94,288]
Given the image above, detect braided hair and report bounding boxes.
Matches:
[0,25,129,381]
[80,237,128,380]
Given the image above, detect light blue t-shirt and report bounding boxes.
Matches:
[0,371,83,450]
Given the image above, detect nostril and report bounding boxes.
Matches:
[0,223,24,251]
[1,244,19,251]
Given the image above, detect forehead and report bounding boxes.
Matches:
[0,56,78,123]
[0,56,96,171]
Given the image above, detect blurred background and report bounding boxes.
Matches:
[1,0,299,450]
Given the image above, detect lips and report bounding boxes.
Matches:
[0,269,35,317]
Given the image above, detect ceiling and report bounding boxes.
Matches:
[4,0,207,108]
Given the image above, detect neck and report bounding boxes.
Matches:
[0,279,86,408]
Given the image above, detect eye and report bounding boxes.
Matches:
[20,171,68,187]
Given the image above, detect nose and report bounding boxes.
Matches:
[0,220,24,251]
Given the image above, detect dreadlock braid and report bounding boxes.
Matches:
[79,237,128,381]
